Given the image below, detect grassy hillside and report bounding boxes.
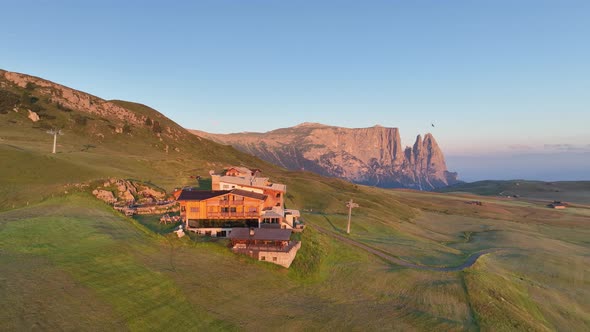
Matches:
[1,71,589,331]
[437,180,590,204]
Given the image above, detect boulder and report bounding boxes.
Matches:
[92,189,116,203]
[27,110,40,122]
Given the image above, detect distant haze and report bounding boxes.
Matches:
[447,153,590,182]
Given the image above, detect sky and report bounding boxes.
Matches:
[1,1,589,180]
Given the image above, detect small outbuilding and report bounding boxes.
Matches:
[228,228,300,268]
[548,201,568,209]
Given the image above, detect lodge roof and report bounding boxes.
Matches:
[218,175,287,192]
[228,228,292,241]
[262,210,284,219]
[548,201,568,208]
[177,190,230,201]
[231,189,267,201]
[176,189,267,201]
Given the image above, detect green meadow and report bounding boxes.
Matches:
[438,180,590,204]
[1,88,589,330]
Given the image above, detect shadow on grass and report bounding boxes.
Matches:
[133,214,179,235]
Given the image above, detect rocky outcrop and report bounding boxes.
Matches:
[3,71,143,125]
[27,110,39,122]
[93,178,169,204]
[92,189,116,204]
[192,124,459,190]
[92,178,179,215]
[0,69,188,148]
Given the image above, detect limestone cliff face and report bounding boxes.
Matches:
[191,123,459,190]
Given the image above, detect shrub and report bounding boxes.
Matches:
[56,103,73,112]
[152,120,163,133]
[0,89,20,114]
[72,114,88,126]
[123,123,132,134]
[39,113,56,120]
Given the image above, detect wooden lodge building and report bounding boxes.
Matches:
[178,189,265,237]
[177,166,304,237]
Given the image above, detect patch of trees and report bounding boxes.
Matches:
[144,116,162,133]
[20,90,44,113]
[0,89,20,114]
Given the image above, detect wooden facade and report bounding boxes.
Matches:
[181,194,264,220]
[184,167,300,234]
[178,189,267,231]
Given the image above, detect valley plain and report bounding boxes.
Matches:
[1,71,589,331]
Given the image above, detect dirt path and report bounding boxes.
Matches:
[312,224,503,272]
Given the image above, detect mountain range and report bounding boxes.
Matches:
[1,69,458,191]
[192,123,459,190]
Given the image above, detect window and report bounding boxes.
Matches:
[261,256,266,261]
[273,257,277,262]
[190,207,199,213]
[230,207,237,213]
[276,203,280,207]
[276,193,281,198]
[221,207,229,213]
[248,207,257,213]
[223,185,229,189]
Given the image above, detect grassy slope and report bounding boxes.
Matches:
[2,133,589,331]
[1,76,589,330]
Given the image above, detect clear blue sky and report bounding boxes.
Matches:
[1,1,589,179]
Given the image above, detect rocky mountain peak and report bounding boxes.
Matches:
[193,124,459,190]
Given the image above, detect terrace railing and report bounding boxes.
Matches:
[206,212,259,218]
[232,241,300,253]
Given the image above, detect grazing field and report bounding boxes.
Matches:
[438,180,590,204]
[1,92,589,330]
[2,143,589,331]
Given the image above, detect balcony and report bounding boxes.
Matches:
[188,219,259,228]
[207,200,245,206]
[206,212,259,219]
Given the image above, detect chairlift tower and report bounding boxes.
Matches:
[46,129,63,154]
[346,199,359,234]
